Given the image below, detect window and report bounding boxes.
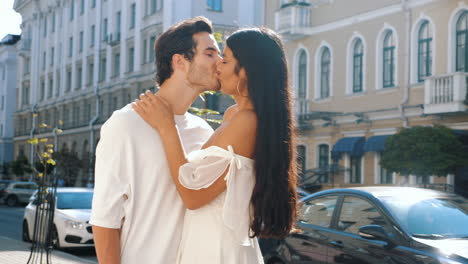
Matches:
[40,80,45,101]
[353,39,363,93]
[114,53,120,77]
[380,167,393,184]
[66,69,72,91]
[42,52,46,69]
[88,62,94,85]
[337,196,391,235]
[52,12,55,33]
[297,50,307,99]
[50,47,54,66]
[48,78,53,98]
[43,17,47,37]
[70,0,74,21]
[116,11,122,36]
[318,144,329,183]
[99,57,106,81]
[151,0,157,14]
[418,21,432,82]
[149,36,156,62]
[128,47,134,72]
[80,0,84,15]
[130,3,136,29]
[79,31,83,52]
[77,66,82,89]
[456,11,468,72]
[298,195,338,228]
[143,39,148,63]
[207,0,222,11]
[297,145,306,177]
[350,156,362,184]
[91,25,95,47]
[56,71,60,96]
[103,18,108,41]
[320,48,330,99]
[92,0,96,8]
[1,96,4,110]
[69,37,73,57]
[383,31,395,88]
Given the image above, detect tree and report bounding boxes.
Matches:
[8,155,33,180]
[381,126,468,181]
[53,149,83,186]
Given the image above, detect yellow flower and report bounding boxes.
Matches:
[58,120,63,126]
[46,159,56,166]
[46,144,54,148]
[42,153,51,158]
[47,149,54,154]
[39,123,48,128]
[27,138,39,145]
[38,173,43,177]
[32,113,38,117]
[39,138,48,142]
[56,129,63,134]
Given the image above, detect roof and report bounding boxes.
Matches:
[309,186,450,200]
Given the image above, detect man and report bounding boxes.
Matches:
[90,17,221,264]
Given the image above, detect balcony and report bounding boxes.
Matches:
[424,72,468,115]
[18,38,31,57]
[275,1,312,40]
[106,33,121,46]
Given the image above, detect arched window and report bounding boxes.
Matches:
[298,50,307,99]
[418,21,433,82]
[353,39,364,93]
[318,144,329,183]
[383,31,395,88]
[320,48,330,99]
[456,11,468,72]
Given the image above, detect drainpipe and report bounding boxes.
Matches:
[400,0,412,127]
[87,0,104,186]
[29,104,37,182]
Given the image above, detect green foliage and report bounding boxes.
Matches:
[381,125,468,177]
[52,149,83,186]
[8,155,33,177]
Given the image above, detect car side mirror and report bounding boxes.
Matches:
[358,225,392,243]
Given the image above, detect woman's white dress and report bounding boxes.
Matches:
[175,145,264,264]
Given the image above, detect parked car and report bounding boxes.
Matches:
[0,181,37,207]
[262,187,468,264]
[23,187,94,249]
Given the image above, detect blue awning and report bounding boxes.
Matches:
[331,137,365,160]
[363,135,392,153]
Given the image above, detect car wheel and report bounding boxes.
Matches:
[50,225,60,249]
[22,220,31,242]
[6,195,18,207]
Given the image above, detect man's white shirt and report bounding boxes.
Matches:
[90,104,213,264]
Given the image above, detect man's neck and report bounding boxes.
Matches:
[156,78,200,115]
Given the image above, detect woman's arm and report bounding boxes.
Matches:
[132,93,256,210]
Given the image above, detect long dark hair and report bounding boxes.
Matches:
[226,28,297,238]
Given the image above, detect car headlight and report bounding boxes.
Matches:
[65,220,85,230]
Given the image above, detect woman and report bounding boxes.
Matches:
[132,27,297,263]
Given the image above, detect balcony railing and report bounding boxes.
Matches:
[275,2,312,40]
[19,38,31,51]
[106,32,121,46]
[294,98,313,130]
[424,72,468,115]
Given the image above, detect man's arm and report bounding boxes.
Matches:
[93,226,121,264]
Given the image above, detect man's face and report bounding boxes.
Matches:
[186,32,222,92]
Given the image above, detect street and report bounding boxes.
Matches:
[0,204,97,262]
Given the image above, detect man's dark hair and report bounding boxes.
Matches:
[154,16,213,85]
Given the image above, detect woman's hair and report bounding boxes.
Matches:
[226,27,297,238]
[154,16,213,85]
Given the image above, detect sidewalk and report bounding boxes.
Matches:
[0,236,97,264]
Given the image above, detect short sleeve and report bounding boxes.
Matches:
[178,146,256,246]
[90,113,131,229]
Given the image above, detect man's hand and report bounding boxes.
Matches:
[93,226,121,264]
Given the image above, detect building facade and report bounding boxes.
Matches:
[12,0,264,185]
[265,0,468,193]
[0,34,20,170]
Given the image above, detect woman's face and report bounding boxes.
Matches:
[216,46,243,96]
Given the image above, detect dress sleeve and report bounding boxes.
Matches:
[178,145,256,246]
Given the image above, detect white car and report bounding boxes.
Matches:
[22,187,94,248]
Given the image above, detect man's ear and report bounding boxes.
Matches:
[172,54,187,72]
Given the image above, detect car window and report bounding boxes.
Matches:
[299,195,338,228]
[13,184,25,189]
[0,183,8,189]
[57,192,93,209]
[25,184,37,190]
[337,196,390,235]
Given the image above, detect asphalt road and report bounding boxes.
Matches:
[0,203,97,262]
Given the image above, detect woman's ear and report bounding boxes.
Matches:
[239,67,247,81]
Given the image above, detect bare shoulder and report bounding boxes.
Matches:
[223,104,239,122]
[229,109,257,129]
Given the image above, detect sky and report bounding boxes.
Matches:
[0,0,22,40]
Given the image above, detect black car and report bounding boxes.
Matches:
[262,187,468,264]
